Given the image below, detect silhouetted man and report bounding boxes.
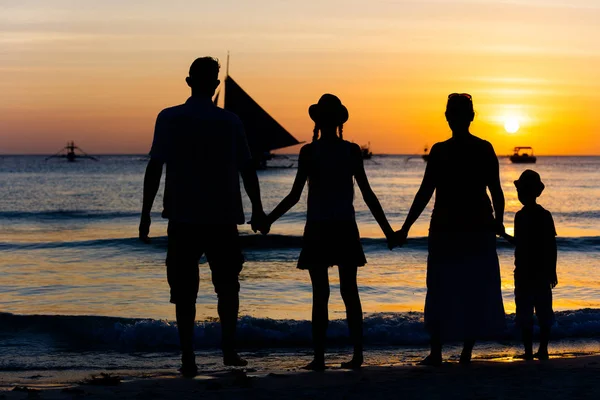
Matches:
[139,57,266,377]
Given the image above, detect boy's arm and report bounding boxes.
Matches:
[353,146,395,248]
[549,235,558,288]
[548,213,558,288]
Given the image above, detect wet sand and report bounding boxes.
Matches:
[2,355,599,400]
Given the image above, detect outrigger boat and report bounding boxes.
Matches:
[45,141,98,162]
[422,145,429,162]
[214,55,301,169]
[510,146,537,164]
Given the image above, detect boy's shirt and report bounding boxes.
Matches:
[514,204,557,286]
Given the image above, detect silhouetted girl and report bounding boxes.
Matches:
[395,93,506,365]
[266,94,395,370]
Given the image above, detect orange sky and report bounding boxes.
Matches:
[1,0,599,155]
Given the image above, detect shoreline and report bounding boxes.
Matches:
[2,355,599,399]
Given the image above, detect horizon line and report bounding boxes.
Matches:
[2,153,600,157]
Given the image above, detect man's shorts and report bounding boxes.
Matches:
[514,280,555,329]
[166,222,244,304]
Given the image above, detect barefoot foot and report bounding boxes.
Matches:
[419,355,442,366]
[178,363,198,378]
[301,359,327,371]
[459,354,472,365]
[223,352,248,367]
[514,353,534,361]
[341,355,363,370]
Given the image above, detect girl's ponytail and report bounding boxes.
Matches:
[313,124,320,142]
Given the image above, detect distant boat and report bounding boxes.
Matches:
[45,141,98,162]
[422,145,429,162]
[214,56,301,169]
[361,143,373,159]
[510,146,537,164]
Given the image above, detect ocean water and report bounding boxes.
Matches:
[1,155,599,375]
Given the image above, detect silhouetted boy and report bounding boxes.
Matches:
[505,169,557,360]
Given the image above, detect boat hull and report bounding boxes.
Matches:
[510,155,537,164]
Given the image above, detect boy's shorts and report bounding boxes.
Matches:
[166,222,244,304]
[514,281,555,329]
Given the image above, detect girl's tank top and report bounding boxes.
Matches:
[306,139,357,222]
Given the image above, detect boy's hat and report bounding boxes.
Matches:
[309,94,349,126]
[514,169,545,197]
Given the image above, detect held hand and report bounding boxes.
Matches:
[260,214,274,236]
[249,210,270,235]
[139,213,151,244]
[385,233,397,250]
[550,275,558,289]
[263,222,272,235]
[394,227,409,248]
[501,232,515,246]
[495,220,506,237]
[256,218,271,235]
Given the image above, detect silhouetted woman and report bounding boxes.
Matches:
[266,94,395,370]
[396,93,506,364]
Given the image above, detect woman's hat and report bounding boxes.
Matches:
[309,94,349,126]
[514,169,545,197]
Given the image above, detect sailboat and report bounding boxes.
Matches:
[214,57,301,169]
[45,141,98,162]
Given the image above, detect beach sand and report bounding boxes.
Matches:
[2,355,599,400]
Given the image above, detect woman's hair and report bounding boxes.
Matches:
[312,124,344,142]
[445,94,474,121]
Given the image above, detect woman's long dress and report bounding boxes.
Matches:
[425,136,506,341]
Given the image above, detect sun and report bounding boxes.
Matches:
[504,117,520,134]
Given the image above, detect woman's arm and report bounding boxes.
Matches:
[486,142,506,235]
[396,145,437,246]
[353,147,395,243]
[266,147,309,229]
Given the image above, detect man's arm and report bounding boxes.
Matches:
[234,116,267,233]
[240,162,266,233]
[139,110,168,243]
[139,158,163,243]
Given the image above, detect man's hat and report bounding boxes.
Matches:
[514,169,545,197]
[309,94,349,126]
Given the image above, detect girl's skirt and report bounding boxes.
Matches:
[298,220,367,269]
